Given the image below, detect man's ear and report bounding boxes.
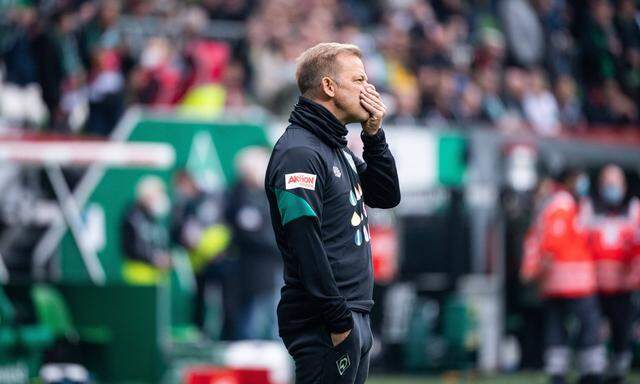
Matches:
[321,77,336,98]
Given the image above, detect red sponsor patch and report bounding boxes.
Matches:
[285,172,316,190]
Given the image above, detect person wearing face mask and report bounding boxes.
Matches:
[121,176,171,285]
[521,168,604,384]
[586,165,639,384]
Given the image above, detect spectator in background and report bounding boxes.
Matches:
[472,27,507,74]
[121,176,171,285]
[29,9,65,131]
[534,0,574,76]
[581,0,622,86]
[84,48,124,136]
[174,6,233,110]
[587,165,639,384]
[170,170,231,336]
[78,0,122,71]
[387,85,422,126]
[475,66,508,127]
[222,59,250,108]
[614,0,640,112]
[130,37,180,105]
[378,19,417,96]
[454,81,483,124]
[603,80,638,124]
[580,0,637,125]
[417,64,441,121]
[1,6,38,90]
[0,5,46,128]
[51,5,86,132]
[425,68,456,127]
[554,74,584,129]
[501,67,528,133]
[245,1,305,113]
[521,168,605,384]
[203,0,253,22]
[523,68,560,136]
[225,147,281,340]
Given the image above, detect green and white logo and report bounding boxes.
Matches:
[186,131,226,192]
[336,353,351,376]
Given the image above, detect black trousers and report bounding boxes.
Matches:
[599,292,633,353]
[544,295,605,377]
[281,311,373,384]
[599,292,634,378]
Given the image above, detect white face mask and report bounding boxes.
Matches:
[140,43,168,68]
[148,194,170,218]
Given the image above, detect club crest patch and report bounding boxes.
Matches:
[285,173,316,190]
[336,353,350,376]
[333,165,342,178]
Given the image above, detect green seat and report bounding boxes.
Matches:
[31,284,78,342]
[0,286,53,377]
[31,284,110,344]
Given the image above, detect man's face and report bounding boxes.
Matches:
[330,54,371,124]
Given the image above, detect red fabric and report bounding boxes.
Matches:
[370,225,398,284]
[186,40,230,84]
[520,228,541,283]
[184,366,271,384]
[233,368,271,384]
[173,40,231,103]
[184,367,239,384]
[587,203,637,293]
[521,190,597,298]
[152,66,182,105]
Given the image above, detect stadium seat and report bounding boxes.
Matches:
[31,285,110,345]
[0,286,54,377]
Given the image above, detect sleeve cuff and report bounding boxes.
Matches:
[326,313,354,333]
[361,128,386,146]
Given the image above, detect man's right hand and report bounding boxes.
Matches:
[330,329,351,347]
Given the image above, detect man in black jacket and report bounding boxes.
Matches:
[121,176,171,284]
[227,147,282,340]
[265,42,401,384]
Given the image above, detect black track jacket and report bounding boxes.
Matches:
[265,97,401,336]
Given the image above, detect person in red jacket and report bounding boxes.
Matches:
[587,165,639,384]
[521,169,605,384]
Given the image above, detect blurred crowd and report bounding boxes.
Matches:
[1,0,639,137]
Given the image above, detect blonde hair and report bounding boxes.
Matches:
[295,42,362,96]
